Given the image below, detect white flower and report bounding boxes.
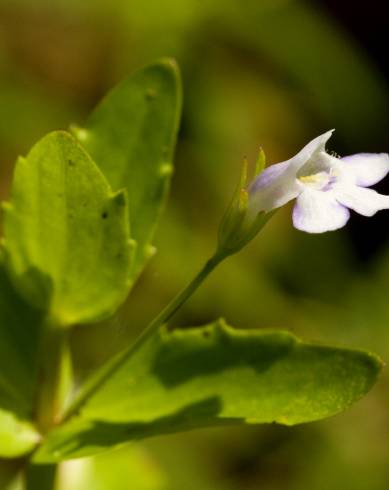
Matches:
[249,130,389,233]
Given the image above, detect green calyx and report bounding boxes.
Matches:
[217,150,274,257]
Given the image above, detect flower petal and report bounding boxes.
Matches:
[249,130,334,213]
[340,153,389,187]
[289,129,334,172]
[292,189,350,233]
[335,185,389,217]
[249,162,301,212]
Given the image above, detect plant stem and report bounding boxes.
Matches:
[64,251,225,418]
[24,463,57,490]
[24,318,72,489]
[134,251,225,346]
[35,317,72,434]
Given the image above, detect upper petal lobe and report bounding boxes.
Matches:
[340,153,389,187]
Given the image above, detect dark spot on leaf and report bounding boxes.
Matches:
[202,330,211,338]
[101,211,108,219]
[68,160,75,167]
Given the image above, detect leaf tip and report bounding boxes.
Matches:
[145,244,157,259]
[70,124,91,143]
[363,351,384,380]
[128,238,137,250]
[111,189,128,208]
[159,162,174,177]
[158,57,180,74]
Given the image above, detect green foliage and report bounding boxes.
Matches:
[0,59,184,464]
[33,321,381,462]
[73,59,182,281]
[2,131,132,325]
[0,55,384,489]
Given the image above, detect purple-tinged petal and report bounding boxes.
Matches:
[249,130,334,213]
[250,160,290,191]
[292,189,350,233]
[335,185,389,217]
[251,129,334,192]
[340,153,389,187]
[249,164,301,212]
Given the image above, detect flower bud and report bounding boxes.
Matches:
[217,151,275,257]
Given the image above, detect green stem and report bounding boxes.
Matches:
[134,251,224,346]
[24,318,72,489]
[24,463,57,490]
[64,251,225,419]
[35,317,72,434]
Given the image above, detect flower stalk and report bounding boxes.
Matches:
[63,251,225,418]
[64,152,277,419]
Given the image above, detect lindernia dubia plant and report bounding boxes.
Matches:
[0,59,386,488]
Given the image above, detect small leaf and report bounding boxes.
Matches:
[74,58,182,281]
[34,321,381,462]
[3,131,132,325]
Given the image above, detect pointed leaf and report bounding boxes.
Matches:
[34,321,381,462]
[73,59,182,281]
[3,131,132,325]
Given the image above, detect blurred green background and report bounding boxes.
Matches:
[1,0,389,488]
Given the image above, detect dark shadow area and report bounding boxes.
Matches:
[152,328,295,388]
[0,264,45,417]
[45,396,239,460]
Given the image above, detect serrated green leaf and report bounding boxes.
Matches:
[33,321,381,462]
[73,59,182,281]
[2,131,132,325]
